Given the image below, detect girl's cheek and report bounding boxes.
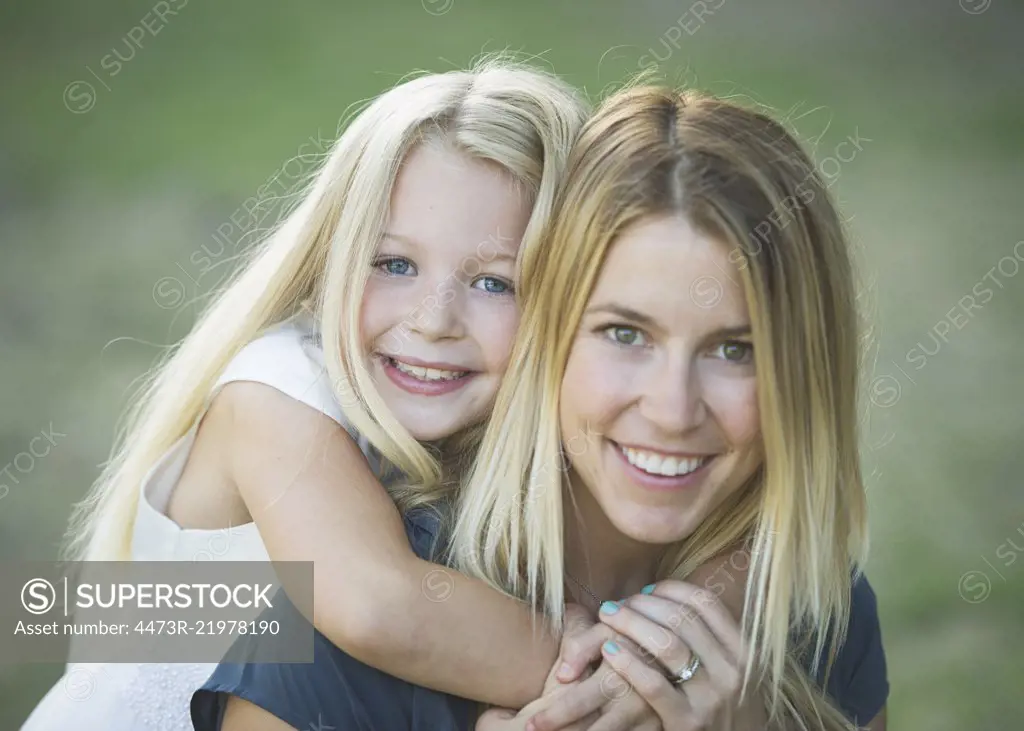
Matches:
[477,305,521,371]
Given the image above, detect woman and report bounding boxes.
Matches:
[193,84,888,731]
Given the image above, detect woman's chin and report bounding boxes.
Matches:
[612,506,701,546]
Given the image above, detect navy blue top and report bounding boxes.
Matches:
[192,512,887,730]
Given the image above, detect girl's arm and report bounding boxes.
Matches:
[183,381,557,707]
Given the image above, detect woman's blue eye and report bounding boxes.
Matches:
[374,257,415,276]
[714,340,754,364]
[472,276,514,295]
[604,325,647,347]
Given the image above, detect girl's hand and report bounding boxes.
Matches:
[477,603,601,731]
[476,693,580,731]
[530,582,762,731]
[552,604,616,684]
[527,632,665,731]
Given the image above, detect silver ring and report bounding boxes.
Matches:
[672,654,701,685]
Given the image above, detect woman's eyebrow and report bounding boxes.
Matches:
[586,303,660,329]
[712,326,753,339]
[588,304,753,339]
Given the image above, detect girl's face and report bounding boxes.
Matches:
[559,214,763,545]
[361,143,532,441]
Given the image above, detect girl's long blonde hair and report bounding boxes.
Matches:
[450,86,868,729]
[67,56,588,562]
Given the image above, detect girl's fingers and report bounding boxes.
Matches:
[600,639,690,725]
[475,707,521,731]
[582,660,659,731]
[642,581,747,664]
[555,619,615,682]
[589,714,662,731]
[599,599,736,690]
[526,675,605,731]
[585,701,653,731]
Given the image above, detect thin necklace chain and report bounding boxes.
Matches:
[564,571,602,606]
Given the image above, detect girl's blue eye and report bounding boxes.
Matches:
[713,340,754,364]
[472,276,514,295]
[375,257,415,276]
[603,325,647,347]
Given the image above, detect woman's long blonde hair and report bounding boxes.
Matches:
[451,86,868,729]
[66,56,588,562]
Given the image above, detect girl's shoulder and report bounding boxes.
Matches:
[212,314,386,480]
[215,316,344,427]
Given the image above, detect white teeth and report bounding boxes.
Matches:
[390,358,466,382]
[621,446,709,477]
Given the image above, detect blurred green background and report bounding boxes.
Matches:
[1,0,1022,728]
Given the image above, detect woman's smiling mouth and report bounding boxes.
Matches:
[612,441,715,490]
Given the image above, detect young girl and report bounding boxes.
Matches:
[20,58,588,731]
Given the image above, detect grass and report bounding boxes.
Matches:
[2,1,1022,728]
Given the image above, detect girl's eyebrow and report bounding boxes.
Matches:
[381,232,422,248]
[383,231,519,264]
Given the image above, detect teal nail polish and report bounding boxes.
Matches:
[641,584,656,594]
[603,640,621,655]
[600,600,620,614]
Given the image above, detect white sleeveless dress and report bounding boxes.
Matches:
[21,317,383,731]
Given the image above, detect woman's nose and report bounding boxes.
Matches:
[639,356,706,434]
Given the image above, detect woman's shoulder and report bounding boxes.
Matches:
[820,573,889,726]
[404,506,448,562]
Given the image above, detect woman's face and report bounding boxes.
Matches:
[559,213,763,545]
[361,143,532,441]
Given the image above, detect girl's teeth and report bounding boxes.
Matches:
[621,446,708,477]
[391,359,466,382]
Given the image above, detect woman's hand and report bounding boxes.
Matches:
[599,581,753,729]
[529,581,764,731]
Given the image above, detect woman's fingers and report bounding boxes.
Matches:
[599,639,692,727]
[643,581,747,664]
[598,599,738,692]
